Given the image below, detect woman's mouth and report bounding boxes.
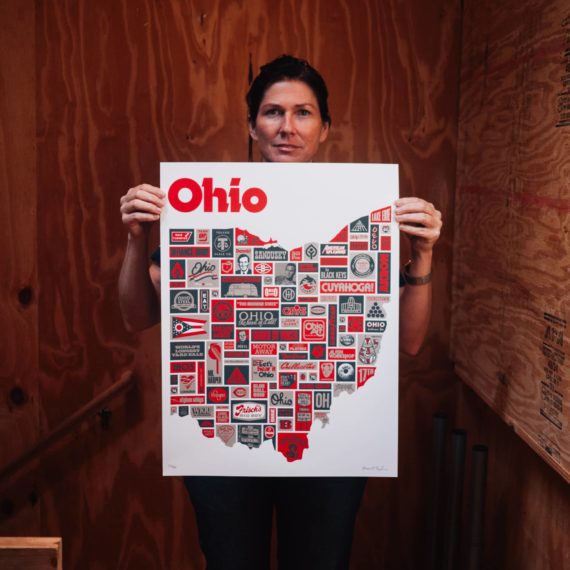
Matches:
[274,144,300,151]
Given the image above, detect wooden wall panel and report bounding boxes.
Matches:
[457,384,570,569]
[452,0,570,481]
[0,0,41,535]
[1,1,461,569]
[452,1,570,567]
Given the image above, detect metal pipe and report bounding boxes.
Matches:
[467,445,488,570]
[443,429,467,570]
[426,412,448,570]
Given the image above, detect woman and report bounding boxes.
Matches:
[119,55,441,570]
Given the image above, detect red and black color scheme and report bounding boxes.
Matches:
[168,208,392,462]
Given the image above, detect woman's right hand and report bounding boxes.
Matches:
[120,183,166,237]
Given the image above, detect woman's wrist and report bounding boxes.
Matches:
[404,261,432,285]
[408,249,432,274]
[125,231,152,261]
[127,230,150,244]
[404,250,433,285]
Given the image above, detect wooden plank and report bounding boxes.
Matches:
[0,0,39,465]
[0,537,62,570]
[452,0,570,481]
[457,385,570,569]
[0,0,40,535]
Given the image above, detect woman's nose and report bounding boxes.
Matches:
[279,112,295,135]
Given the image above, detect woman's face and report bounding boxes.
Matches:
[249,80,329,163]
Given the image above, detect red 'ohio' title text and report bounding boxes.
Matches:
[169,177,268,213]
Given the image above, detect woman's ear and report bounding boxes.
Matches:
[248,117,258,141]
[319,121,330,143]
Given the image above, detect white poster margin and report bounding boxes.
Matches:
[160,162,399,477]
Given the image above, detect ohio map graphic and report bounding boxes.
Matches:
[167,207,393,462]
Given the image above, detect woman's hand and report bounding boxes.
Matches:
[119,183,164,332]
[120,183,165,238]
[395,197,442,355]
[394,197,442,255]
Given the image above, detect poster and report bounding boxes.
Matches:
[160,163,399,476]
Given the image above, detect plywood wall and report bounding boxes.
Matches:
[0,0,41,535]
[0,1,461,568]
[453,0,570,480]
[453,0,570,568]
[456,384,570,570]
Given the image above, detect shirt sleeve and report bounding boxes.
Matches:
[150,247,160,266]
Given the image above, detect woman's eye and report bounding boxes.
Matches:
[264,108,282,116]
[297,109,310,116]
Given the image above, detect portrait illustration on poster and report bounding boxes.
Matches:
[161,163,399,477]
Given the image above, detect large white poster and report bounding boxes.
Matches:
[160,163,399,476]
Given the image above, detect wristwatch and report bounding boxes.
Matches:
[403,261,432,286]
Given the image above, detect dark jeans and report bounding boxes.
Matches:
[184,476,367,570]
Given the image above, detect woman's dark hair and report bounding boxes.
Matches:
[246,55,331,126]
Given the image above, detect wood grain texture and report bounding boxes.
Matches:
[452,0,570,481]
[456,384,570,570]
[0,537,62,570]
[0,0,39,463]
[0,0,41,536]
[2,1,461,569]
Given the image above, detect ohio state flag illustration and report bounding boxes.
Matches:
[161,163,399,477]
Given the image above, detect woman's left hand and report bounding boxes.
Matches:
[394,197,442,254]
[396,197,442,355]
